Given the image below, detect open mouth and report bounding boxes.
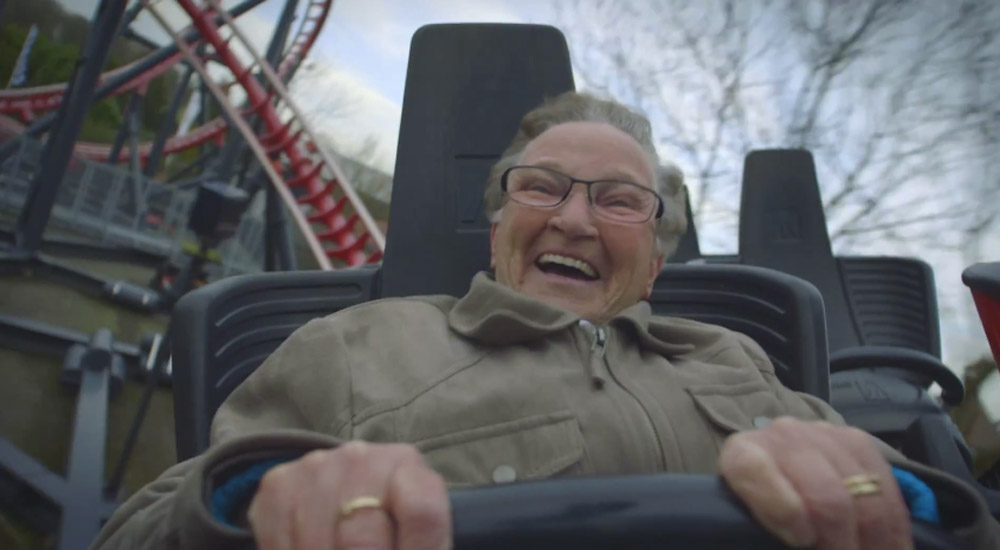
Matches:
[535,253,599,281]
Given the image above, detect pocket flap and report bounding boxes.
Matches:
[414,411,584,487]
[687,380,786,434]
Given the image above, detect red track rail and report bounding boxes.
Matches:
[159,0,382,266]
[0,0,333,163]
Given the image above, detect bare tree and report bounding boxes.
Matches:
[557,0,1000,253]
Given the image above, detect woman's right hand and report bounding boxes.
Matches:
[247,441,451,550]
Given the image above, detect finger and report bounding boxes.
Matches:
[387,461,452,550]
[249,462,298,550]
[719,433,816,547]
[774,441,860,550]
[287,450,346,550]
[335,442,397,550]
[812,425,911,550]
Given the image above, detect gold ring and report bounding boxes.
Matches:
[843,474,881,497]
[340,496,383,518]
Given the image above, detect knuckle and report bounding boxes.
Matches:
[300,448,334,469]
[257,463,292,495]
[841,426,877,449]
[337,441,371,467]
[719,434,771,477]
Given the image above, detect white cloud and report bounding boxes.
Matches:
[289,56,402,172]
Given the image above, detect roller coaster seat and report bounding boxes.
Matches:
[170,23,830,462]
[737,150,970,463]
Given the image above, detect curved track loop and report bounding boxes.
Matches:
[147,0,383,267]
[0,0,333,163]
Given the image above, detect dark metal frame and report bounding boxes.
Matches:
[0,1,130,546]
[0,0,307,545]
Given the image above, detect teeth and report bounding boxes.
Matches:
[538,253,598,278]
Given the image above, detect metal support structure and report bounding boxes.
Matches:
[127,93,144,175]
[265,171,297,270]
[0,312,142,374]
[107,91,144,166]
[260,0,300,271]
[166,148,216,182]
[0,0,268,160]
[0,329,124,550]
[11,0,128,253]
[112,1,144,44]
[59,330,119,550]
[105,330,169,497]
[144,67,195,177]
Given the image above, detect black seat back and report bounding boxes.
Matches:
[738,149,940,356]
[650,264,829,400]
[669,190,701,263]
[171,268,378,460]
[381,24,575,299]
[838,256,940,355]
[738,150,860,351]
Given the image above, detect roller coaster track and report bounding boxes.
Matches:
[142,0,384,268]
[0,0,332,164]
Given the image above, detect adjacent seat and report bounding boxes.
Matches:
[737,148,973,482]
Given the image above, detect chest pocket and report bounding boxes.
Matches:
[687,380,787,435]
[413,411,585,488]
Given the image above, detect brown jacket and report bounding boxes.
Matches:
[92,272,998,549]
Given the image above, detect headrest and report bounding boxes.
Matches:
[381,24,575,298]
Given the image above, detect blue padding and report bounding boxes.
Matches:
[892,466,941,525]
[211,458,289,527]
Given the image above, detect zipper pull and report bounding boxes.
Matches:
[593,325,607,355]
[579,320,607,388]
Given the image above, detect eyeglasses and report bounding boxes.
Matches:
[500,166,664,224]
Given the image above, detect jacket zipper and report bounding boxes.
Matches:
[578,320,667,470]
[578,320,607,387]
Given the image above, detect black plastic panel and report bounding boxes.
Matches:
[839,256,940,356]
[650,264,829,401]
[963,261,1000,298]
[171,268,378,460]
[382,24,575,299]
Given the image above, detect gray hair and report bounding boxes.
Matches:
[483,91,687,257]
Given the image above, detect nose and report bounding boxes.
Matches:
[548,186,598,238]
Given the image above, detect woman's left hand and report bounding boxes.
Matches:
[719,417,912,550]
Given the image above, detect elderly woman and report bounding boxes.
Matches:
[92,92,996,550]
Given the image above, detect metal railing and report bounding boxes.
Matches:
[0,135,265,276]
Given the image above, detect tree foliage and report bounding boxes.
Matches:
[1,0,184,144]
[559,0,1000,254]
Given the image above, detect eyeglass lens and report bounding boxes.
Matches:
[506,167,657,222]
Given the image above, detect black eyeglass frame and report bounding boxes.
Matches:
[500,165,665,223]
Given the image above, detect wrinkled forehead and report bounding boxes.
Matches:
[521,122,656,187]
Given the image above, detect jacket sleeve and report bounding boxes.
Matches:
[90,317,356,550]
[734,332,1000,550]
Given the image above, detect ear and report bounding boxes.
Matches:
[644,252,664,299]
[489,223,499,268]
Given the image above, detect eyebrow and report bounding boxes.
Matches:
[529,159,646,185]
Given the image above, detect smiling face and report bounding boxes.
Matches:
[489,121,664,323]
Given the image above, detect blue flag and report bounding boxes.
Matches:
[8,24,39,88]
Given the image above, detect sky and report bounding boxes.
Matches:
[51,0,1000,416]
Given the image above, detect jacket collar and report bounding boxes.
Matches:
[448,272,696,356]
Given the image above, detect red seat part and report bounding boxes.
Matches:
[971,290,1000,372]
